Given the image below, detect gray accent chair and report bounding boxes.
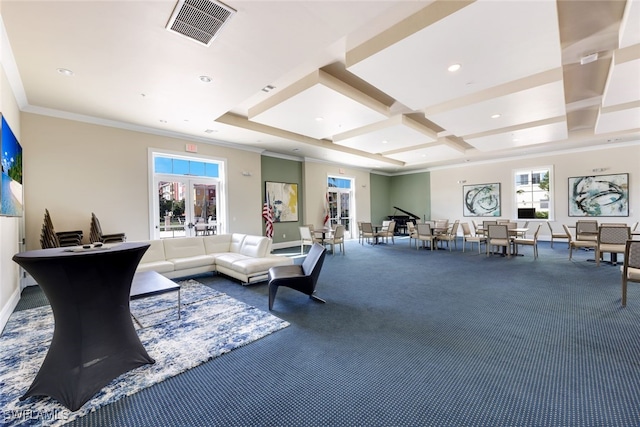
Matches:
[268,243,327,310]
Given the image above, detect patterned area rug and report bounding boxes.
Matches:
[0,280,289,426]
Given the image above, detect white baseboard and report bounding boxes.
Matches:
[272,240,301,250]
[0,286,21,332]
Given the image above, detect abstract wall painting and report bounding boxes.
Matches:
[463,183,501,217]
[0,114,23,217]
[568,173,629,217]
[265,181,298,222]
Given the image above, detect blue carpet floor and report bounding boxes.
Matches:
[12,237,640,426]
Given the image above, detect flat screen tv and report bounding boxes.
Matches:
[518,208,536,219]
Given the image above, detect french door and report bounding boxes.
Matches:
[327,188,354,238]
[153,176,220,239]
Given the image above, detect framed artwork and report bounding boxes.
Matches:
[265,181,298,222]
[463,183,501,217]
[0,114,23,217]
[568,173,629,217]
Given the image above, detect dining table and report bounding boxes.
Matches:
[313,227,333,245]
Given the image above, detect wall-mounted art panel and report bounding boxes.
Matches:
[463,183,501,217]
[1,114,23,217]
[568,173,629,217]
[265,181,299,222]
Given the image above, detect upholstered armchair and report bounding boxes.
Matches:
[324,224,345,255]
[576,220,599,243]
[268,243,327,310]
[407,221,418,248]
[513,224,542,258]
[377,220,396,244]
[622,239,640,307]
[416,223,436,251]
[546,221,569,248]
[299,225,320,254]
[461,222,485,253]
[596,225,630,266]
[486,224,512,257]
[436,220,459,251]
[361,222,375,245]
[563,224,598,260]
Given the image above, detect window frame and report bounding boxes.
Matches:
[148,149,227,239]
[512,165,554,221]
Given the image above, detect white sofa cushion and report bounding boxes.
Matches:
[137,260,175,274]
[231,256,293,275]
[239,234,271,258]
[137,240,175,273]
[140,239,168,263]
[170,254,216,270]
[203,234,232,254]
[214,253,249,269]
[229,233,246,253]
[163,237,206,259]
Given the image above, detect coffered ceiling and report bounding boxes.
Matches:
[1,0,638,174]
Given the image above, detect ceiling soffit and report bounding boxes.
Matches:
[248,69,389,140]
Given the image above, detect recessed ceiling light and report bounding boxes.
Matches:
[491,114,501,119]
[199,75,212,83]
[448,63,461,72]
[56,68,74,76]
[204,129,218,133]
[315,117,324,122]
[292,148,300,152]
[382,140,388,144]
[159,119,167,123]
[261,85,275,93]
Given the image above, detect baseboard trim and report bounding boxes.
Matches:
[0,286,21,332]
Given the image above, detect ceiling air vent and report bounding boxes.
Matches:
[166,0,236,46]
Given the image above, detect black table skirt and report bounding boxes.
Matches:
[12,242,154,411]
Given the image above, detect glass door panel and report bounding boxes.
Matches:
[339,191,351,235]
[157,180,188,239]
[327,188,354,238]
[328,190,338,227]
[192,182,218,236]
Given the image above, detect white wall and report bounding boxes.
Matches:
[21,113,264,251]
[0,28,24,328]
[430,143,640,239]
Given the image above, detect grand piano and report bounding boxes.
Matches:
[388,206,421,235]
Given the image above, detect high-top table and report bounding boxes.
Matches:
[12,242,155,411]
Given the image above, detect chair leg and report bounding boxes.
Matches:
[622,278,627,307]
[310,292,326,303]
[268,284,278,310]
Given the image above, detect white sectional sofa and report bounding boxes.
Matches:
[136,233,293,284]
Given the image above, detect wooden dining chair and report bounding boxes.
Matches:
[513,224,542,258]
[361,222,375,245]
[546,221,569,248]
[486,224,512,257]
[622,239,640,307]
[416,223,436,251]
[596,225,630,266]
[461,222,486,254]
[563,224,598,260]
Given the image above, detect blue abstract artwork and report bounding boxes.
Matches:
[463,183,501,217]
[1,115,23,217]
[568,173,628,217]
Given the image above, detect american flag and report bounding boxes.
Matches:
[262,200,274,238]
[323,193,330,226]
